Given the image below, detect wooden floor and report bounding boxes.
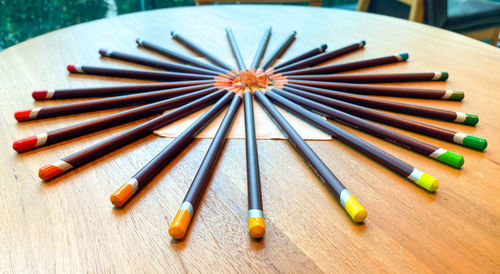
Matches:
[1,5,499,272]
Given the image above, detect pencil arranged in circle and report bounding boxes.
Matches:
[271,88,464,168]
[250,26,272,70]
[243,90,265,238]
[280,53,409,76]
[280,86,487,150]
[66,65,215,81]
[264,89,439,191]
[254,89,367,223]
[136,38,230,75]
[32,80,217,100]
[278,71,452,84]
[273,44,327,70]
[171,31,234,71]
[270,41,366,74]
[259,31,297,70]
[225,27,246,71]
[99,49,227,77]
[13,87,222,153]
[110,90,237,208]
[37,89,229,181]
[15,84,215,121]
[282,83,479,125]
[274,78,463,100]
[169,91,243,240]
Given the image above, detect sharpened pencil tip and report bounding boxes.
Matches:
[13,135,38,152]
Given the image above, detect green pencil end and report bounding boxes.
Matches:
[438,72,449,81]
[464,114,479,126]
[463,135,488,151]
[436,150,464,169]
[415,173,439,192]
[448,90,464,101]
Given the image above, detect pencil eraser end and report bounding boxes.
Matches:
[436,151,464,169]
[463,135,488,151]
[32,90,48,100]
[399,53,409,61]
[168,209,192,240]
[415,173,439,192]
[449,91,464,101]
[345,196,367,223]
[110,183,134,207]
[13,135,38,153]
[439,72,449,81]
[67,65,77,73]
[135,38,142,45]
[360,40,366,47]
[464,114,479,126]
[14,109,32,121]
[98,48,107,56]
[320,44,327,51]
[38,164,65,181]
[248,217,266,238]
[170,31,177,37]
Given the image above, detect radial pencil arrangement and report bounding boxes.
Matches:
[12,27,488,241]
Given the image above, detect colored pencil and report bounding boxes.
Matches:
[259,31,297,70]
[98,48,227,77]
[225,27,246,71]
[264,89,439,191]
[250,27,272,70]
[169,92,242,240]
[270,41,365,74]
[278,71,451,83]
[110,90,238,208]
[274,78,463,100]
[243,90,265,238]
[171,31,234,71]
[281,83,479,125]
[31,80,217,100]
[272,44,327,70]
[270,88,464,168]
[136,38,229,74]
[279,86,487,151]
[15,84,215,121]
[254,89,367,223]
[280,53,409,76]
[38,89,231,181]
[66,65,215,81]
[13,88,224,153]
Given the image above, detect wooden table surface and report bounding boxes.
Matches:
[1,5,499,273]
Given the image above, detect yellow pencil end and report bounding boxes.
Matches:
[345,195,367,223]
[248,217,266,238]
[169,208,192,240]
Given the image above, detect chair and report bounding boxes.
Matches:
[195,0,322,7]
[356,0,500,46]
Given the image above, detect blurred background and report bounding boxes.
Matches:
[0,0,499,50]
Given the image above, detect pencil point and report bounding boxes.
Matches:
[32,90,48,100]
[110,182,135,207]
[248,217,266,238]
[38,164,65,181]
[13,135,37,152]
[14,109,32,121]
[169,207,192,240]
[415,173,439,192]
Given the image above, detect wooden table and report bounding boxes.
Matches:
[1,5,499,272]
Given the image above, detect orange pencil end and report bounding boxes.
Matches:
[38,164,65,181]
[168,207,192,240]
[110,182,135,207]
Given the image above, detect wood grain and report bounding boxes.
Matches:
[1,5,499,272]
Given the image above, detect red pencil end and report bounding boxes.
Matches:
[39,164,65,181]
[13,135,38,152]
[67,65,77,73]
[14,109,32,121]
[32,90,48,100]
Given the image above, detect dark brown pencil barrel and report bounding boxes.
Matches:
[273,44,327,70]
[259,31,297,70]
[244,92,263,210]
[273,41,365,73]
[282,54,406,76]
[250,27,272,69]
[136,39,227,74]
[285,72,442,83]
[282,86,457,141]
[73,65,214,81]
[99,49,220,76]
[171,31,234,71]
[285,83,459,121]
[285,80,447,99]
[132,92,236,188]
[61,90,230,169]
[183,94,242,208]
[35,84,215,119]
